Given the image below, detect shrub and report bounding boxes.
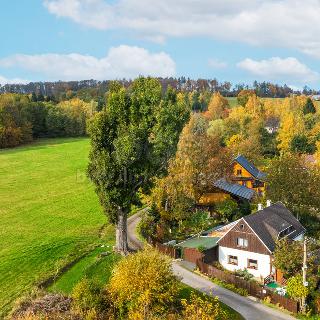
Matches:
[287,275,309,308]
[108,248,179,317]
[211,278,248,297]
[234,268,254,281]
[181,293,228,320]
[71,278,106,315]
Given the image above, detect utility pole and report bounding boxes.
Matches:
[302,236,308,312]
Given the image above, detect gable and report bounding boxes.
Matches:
[218,219,271,255]
[233,162,254,179]
[233,155,266,180]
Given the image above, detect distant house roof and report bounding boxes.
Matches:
[177,236,220,250]
[234,155,266,180]
[243,202,306,252]
[213,178,256,201]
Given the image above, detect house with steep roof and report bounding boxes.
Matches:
[199,155,266,205]
[217,202,305,282]
[231,155,266,195]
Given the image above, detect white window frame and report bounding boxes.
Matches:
[237,237,248,248]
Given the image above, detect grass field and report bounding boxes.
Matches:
[0,138,112,317]
[48,248,120,294]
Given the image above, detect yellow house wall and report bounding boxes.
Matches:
[198,192,230,205]
[232,162,266,193]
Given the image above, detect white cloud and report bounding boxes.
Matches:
[44,0,320,58]
[0,75,29,85]
[237,57,319,83]
[208,58,227,69]
[0,45,176,81]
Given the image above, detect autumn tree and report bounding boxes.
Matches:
[237,89,255,107]
[108,248,179,318]
[245,94,263,117]
[204,92,229,121]
[160,114,231,206]
[87,79,190,254]
[287,275,309,309]
[277,112,305,153]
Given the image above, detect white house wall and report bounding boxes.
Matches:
[219,246,271,279]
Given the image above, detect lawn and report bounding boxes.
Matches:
[0,137,112,317]
[48,247,121,294]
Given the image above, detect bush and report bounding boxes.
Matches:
[108,248,179,317]
[211,278,248,296]
[71,278,106,315]
[181,292,228,320]
[234,268,254,281]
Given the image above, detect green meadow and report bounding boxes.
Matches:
[0,138,112,317]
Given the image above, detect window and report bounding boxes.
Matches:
[240,224,245,230]
[248,259,258,270]
[278,226,295,239]
[237,169,242,176]
[228,255,238,265]
[237,237,248,248]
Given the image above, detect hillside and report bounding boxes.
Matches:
[0,138,110,317]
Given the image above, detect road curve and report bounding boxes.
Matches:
[127,211,145,251]
[127,213,296,320]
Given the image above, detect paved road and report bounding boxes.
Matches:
[127,213,296,320]
[173,262,296,320]
[127,212,145,251]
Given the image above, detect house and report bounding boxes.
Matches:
[217,202,306,282]
[264,117,280,134]
[231,155,266,195]
[199,155,266,205]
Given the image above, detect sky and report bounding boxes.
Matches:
[0,0,320,89]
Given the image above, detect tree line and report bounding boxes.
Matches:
[2,77,319,102]
[0,94,97,148]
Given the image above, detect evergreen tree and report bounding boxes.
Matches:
[303,98,316,114]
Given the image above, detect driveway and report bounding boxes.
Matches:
[127,213,296,320]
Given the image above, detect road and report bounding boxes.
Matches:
[127,212,296,320]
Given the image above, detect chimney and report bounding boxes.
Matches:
[258,203,264,211]
[266,200,272,207]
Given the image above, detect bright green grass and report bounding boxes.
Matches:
[0,137,112,317]
[48,247,121,294]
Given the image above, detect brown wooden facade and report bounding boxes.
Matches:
[218,219,271,256]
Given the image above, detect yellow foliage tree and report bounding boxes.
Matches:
[204,92,229,121]
[316,141,320,165]
[108,248,179,317]
[245,94,263,117]
[277,112,305,152]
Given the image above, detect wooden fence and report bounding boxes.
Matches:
[196,260,299,314]
[153,241,179,259]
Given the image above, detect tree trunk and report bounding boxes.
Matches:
[115,208,129,255]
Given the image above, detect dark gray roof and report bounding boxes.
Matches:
[214,178,256,201]
[235,155,266,180]
[243,202,306,252]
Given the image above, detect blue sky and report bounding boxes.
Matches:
[0,0,320,88]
